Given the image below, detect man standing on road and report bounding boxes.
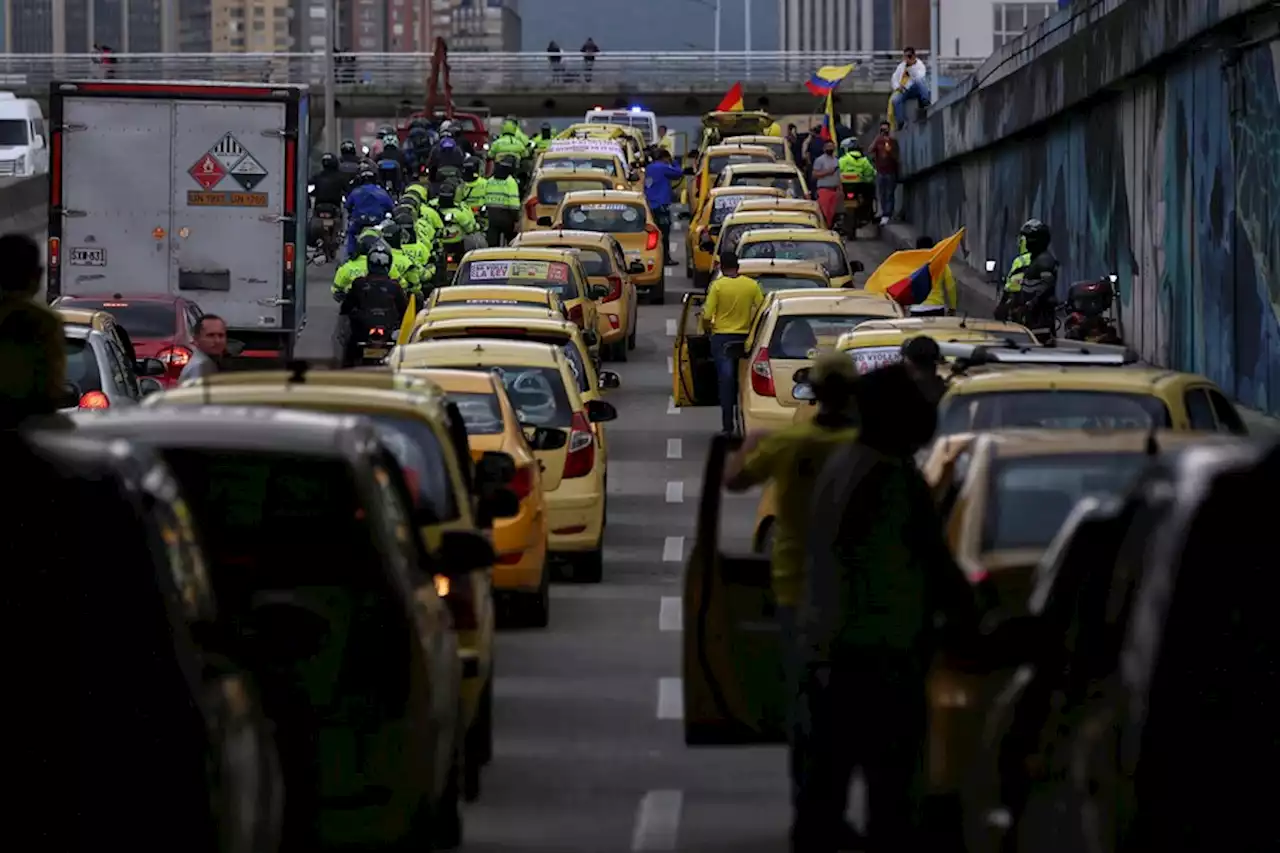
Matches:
[870,121,900,226]
[811,139,842,229]
[178,315,229,381]
[0,233,65,428]
[701,251,762,434]
[645,149,684,267]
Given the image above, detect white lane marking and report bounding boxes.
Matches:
[666,395,681,415]
[666,438,682,459]
[665,480,684,503]
[662,535,684,562]
[665,318,677,336]
[659,596,682,632]
[656,677,683,720]
[666,355,674,375]
[631,789,684,851]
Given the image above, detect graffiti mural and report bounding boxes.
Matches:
[902,43,1280,414]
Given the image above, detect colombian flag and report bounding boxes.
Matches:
[805,63,856,97]
[716,82,744,112]
[864,229,966,306]
[819,91,837,141]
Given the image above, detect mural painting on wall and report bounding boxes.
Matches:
[904,44,1280,415]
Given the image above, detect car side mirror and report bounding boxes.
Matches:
[723,340,746,360]
[588,284,610,300]
[628,261,645,274]
[139,377,164,397]
[792,382,815,401]
[598,369,621,390]
[437,529,497,573]
[850,260,865,273]
[584,398,617,423]
[225,339,246,357]
[55,381,81,409]
[525,425,567,451]
[682,166,695,176]
[135,357,167,377]
[536,216,553,226]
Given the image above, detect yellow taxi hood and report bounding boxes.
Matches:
[739,228,841,245]
[722,211,819,228]
[702,110,772,135]
[734,259,829,279]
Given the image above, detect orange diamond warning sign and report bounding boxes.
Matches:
[189,153,226,190]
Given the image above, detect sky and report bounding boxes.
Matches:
[518,0,779,53]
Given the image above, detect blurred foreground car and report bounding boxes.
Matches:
[55,293,203,385]
[61,324,165,411]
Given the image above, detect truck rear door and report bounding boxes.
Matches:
[171,101,287,332]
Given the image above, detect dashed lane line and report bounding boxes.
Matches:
[661,535,684,562]
[659,596,682,632]
[631,789,683,851]
[665,318,677,336]
[666,396,681,415]
[656,677,683,720]
[665,480,684,503]
[666,355,674,375]
[666,437,682,459]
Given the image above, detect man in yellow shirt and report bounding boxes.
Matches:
[701,251,763,434]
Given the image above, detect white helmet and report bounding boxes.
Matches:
[840,137,857,152]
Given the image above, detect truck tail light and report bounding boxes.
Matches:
[750,347,775,397]
[604,275,623,302]
[48,237,60,270]
[645,224,659,251]
[562,412,595,478]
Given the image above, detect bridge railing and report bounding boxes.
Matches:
[0,52,987,92]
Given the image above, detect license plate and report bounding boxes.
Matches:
[363,347,389,359]
[69,247,106,266]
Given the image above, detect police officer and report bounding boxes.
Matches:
[337,241,407,367]
[532,121,554,153]
[333,231,414,297]
[457,156,489,231]
[428,135,465,175]
[838,139,875,183]
[379,221,423,294]
[484,155,522,248]
[394,209,437,287]
[488,119,526,166]
[431,182,483,260]
[343,166,395,257]
[995,219,1058,328]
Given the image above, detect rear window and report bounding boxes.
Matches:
[449,392,505,435]
[708,153,773,174]
[61,299,175,338]
[541,244,610,276]
[457,259,577,299]
[740,239,849,276]
[542,156,620,176]
[562,203,647,234]
[729,173,804,198]
[367,414,459,520]
[751,275,825,293]
[769,314,885,359]
[64,337,103,394]
[983,453,1149,551]
[537,179,612,204]
[710,194,753,226]
[938,391,1173,436]
[454,116,479,131]
[720,221,809,253]
[466,365,573,428]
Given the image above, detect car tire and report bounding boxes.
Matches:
[628,323,637,350]
[572,545,604,584]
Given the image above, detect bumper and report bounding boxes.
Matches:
[492,506,547,592]
[546,479,605,552]
[631,261,662,287]
[598,303,627,344]
[742,399,798,435]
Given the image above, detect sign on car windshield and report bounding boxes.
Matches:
[461,260,575,297]
[845,346,903,373]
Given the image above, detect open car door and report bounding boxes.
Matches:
[683,433,786,744]
[672,292,718,407]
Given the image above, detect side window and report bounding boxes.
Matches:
[101,339,131,395]
[185,305,203,335]
[1183,389,1218,431]
[612,241,628,275]
[1206,389,1248,435]
[746,301,772,350]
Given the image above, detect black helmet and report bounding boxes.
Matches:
[321,152,338,171]
[437,182,457,206]
[409,117,430,132]
[492,155,516,179]
[357,166,377,185]
[398,193,421,212]
[379,221,403,249]
[366,242,393,275]
[1019,218,1051,253]
[462,156,481,179]
[392,203,417,222]
[394,210,416,231]
[541,121,552,131]
[356,232,382,257]
[340,139,356,156]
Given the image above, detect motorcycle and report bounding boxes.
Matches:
[988,259,1059,344]
[353,323,396,366]
[307,200,342,264]
[839,180,875,239]
[1063,274,1124,344]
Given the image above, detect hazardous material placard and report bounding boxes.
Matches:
[210,133,248,171]
[230,153,268,191]
[189,153,226,191]
[188,191,269,207]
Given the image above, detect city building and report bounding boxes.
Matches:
[777,0,894,52]
[446,0,520,52]
[936,0,1061,57]
[2,0,191,52]
[211,0,292,52]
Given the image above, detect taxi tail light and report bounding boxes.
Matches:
[567,303,585,327]
[644,224,660,252]
[562,412,595,478]
[79,391,110,409]
[750,347,775,397]
[604,275,623,302]
[435,573,479,630]
[509,464,534,500]
[156,346,191,367]
[524,198,538,220]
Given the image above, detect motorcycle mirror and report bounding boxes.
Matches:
[307,183,315,193]
[1108,274,1118,284]
[984,260,997,273]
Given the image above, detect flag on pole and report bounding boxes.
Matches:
[819,91,837,141]
[716,82,744,112]
[397,293,417,346]
[804,63,857,96]
[864,229,966,306]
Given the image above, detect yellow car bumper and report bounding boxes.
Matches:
[598,301,628,345]
[741,396,797,436]
[492,500,548,593]
[546,474,605,552]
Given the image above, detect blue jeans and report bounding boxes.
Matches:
[710,332,746,433]
[876,173,897,220]
[892,79,931,128]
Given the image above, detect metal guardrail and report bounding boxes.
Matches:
[0,52,987,92]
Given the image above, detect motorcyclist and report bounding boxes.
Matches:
[343,166,395,257]
[337,139,364,186]
[532,121,554,154]
[488,119,526,165]
[393,211,437,289]
[506,116,530,150]
[401,187,445,239]
[484,155,522,248]
[375,134,406,195]
[337,240,407,368]
[457,157,489,231]
[838,139,875,183]
[333,227,414,295]
[394,200,435,247]
[430,182,481,261]
[995,218,1059,334]
[440,120,476,157]
[310,153,348,207]
[378,220,424,293]
[428,134,465,174]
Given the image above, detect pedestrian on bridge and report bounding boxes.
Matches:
[890,47,931,130]
[581,38,600,81]
[547,41,562,82]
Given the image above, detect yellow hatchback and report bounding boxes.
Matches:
[391,339,618,581]
[523,168,616,232]
[725,134,794,163]
[541,189,667,305]
[452,246,606,343]
[536,146,636,190]
[716,163,808,199]
[509,229,641,358]
[735,227,860,289]
[712,259,832,293]
[684,142,776,218]
[709,209,823,263]
[685,185,786,289]
[733,196,824,220]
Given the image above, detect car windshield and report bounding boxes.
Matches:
[60,298,175,338]
[0,119,29,146]
[367,414,458,520]
[63,337,103,394]
[448,391,505,435]
[708,153,773,174]
[537,179,612,204]
[561,203,647,234]
[938,390,1174,436]
[709,194,755,226]
[983,453,1150,551]
[458,259,577,298]
[769,314,884,358]
[740,239,849,276]
[751,275,825,293]
[720,221,809,253]
[454,365,573,428]
[730,174,804,198]
[543,156,619,176]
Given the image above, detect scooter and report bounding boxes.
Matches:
[1063,274,1124,344]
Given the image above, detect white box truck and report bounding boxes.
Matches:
[47,80,310,359]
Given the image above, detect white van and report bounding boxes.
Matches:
[0,93,49,178]
[584,107,658,144]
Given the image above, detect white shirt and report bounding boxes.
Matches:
[178,348,218,381]
[891,59,928,90]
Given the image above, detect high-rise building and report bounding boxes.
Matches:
[777,0,883,52]
[211,0,292,52]
[446,0,519,53]
[938,0,1059,56]
[2,0,204,53]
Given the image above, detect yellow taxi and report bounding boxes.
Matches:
[149,368,505,801]
[725,134,794,163]
[695,110,774,151]
[735,227,859,289]
[685,185,786,289]
[711,259,832,293]
[715,162,809,199]
[411,368,554,627]
[835,317,1042,375]
[683,143,776,217]
[418,284,568,324]
[733,196,824,220]
[541,189,668,305]
[509,229,641,358]
[522,168,616,232]
[555,123,646,169]
[391,339,618,582]
[709,209,823,263]
[453,246,605,339]
[535,140,637,190]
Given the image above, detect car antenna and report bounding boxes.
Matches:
[286,360,309,384]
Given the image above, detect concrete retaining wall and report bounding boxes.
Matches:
[0,176,49,236]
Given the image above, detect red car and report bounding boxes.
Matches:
[55,293,204,386]
[398,110,491,153]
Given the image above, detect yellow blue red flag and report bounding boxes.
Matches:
[864,229,966,306]
[805,63,857,97]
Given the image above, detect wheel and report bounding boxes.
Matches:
[628,322,637,351]
[571,545,604,583]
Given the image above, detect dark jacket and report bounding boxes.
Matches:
[310,169,349,207]
[0,295,66,429]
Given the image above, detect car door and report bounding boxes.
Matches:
[682,433,785,744]
[672,292,717,407]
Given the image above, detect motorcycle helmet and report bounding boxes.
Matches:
[461,157,481,181]
[357,166,377,185]
[394,209,417,231]
[366,243,393,276]
[376,124,396,138]
[392,202,417,222]
[1019,218,1051,255]
[440,137,457,151]
[402,184,428,205]
[492,156,516,180]
[340,139,357,158]
[321,152,339,171]
[379,221,403,249]
[356,232,383,257]
[437,182,458,208]
[502,118,518,136]
[840,138,857,152]
[382,134,399,149]
[409,117,430,133]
